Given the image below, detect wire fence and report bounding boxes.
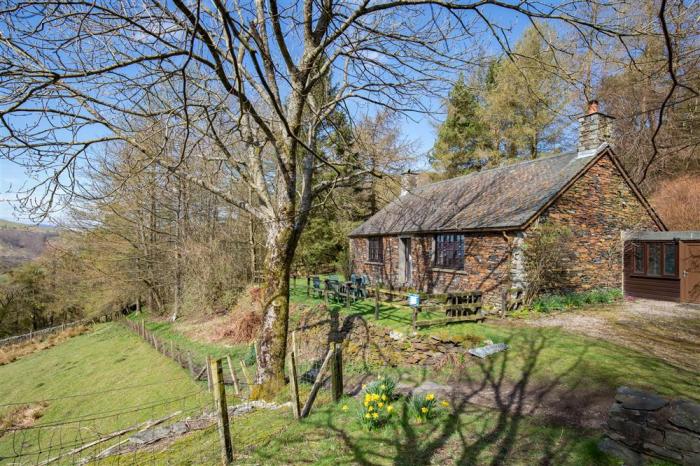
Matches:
[0,377,216,465]
[1,319,345,464]
[0,312,124,349]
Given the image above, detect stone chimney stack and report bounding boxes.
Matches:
[578,99,615,156]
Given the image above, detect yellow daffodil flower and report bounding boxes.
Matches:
[342,405,349,412]
[378,402,384,408]
[421,407,429,414]
[372,412,379,419]
[380,384,386,390]
[387,405,394,413]
[381,394,387,401]
[372,394,380,401]
[365,413,371,419]
[440,401,449,408]
[364,401,369,407]
[426,393,435,401]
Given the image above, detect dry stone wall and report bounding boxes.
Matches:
[600,386,700,465]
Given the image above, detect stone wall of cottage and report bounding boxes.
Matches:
[351,232,514,306]
[350,152,662,305]
[535,153,662,292]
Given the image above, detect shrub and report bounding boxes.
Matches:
[528,288,622,313]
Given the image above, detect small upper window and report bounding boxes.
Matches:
[633,244,644,273]
[647,243,661,276]
[663,243,677,276]
[434,234,465,270]
[368,237,383,263]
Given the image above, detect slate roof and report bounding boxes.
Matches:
[349,148,603,237]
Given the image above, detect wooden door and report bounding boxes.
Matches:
[399,237,412,285]
[680,241,700,304]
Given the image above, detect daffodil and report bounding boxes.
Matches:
[365,413,371,419]
[364,401,369,407]
[426,393,435,401]
[381,394,387,401]
[372,412,379,419]
[440,401,449,408]
[378,402,384,408]
[387,405,394,413]
[372,393,380,401]
[368,405,373,412]
[342,405,349,412]
[421,407,429,414]
[380,384,386,390]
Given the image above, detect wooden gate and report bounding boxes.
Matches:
[680,241,700,304]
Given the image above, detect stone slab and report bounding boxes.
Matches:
[616,386,668,411]
[670,400,700,434]
[468,343,508,358]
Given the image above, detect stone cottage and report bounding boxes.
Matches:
[349,102,666,305]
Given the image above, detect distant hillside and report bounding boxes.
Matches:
[0,219,58,271]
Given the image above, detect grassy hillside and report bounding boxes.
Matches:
[0,324,210,464]
[0,218,58,271]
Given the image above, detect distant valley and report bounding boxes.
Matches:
[0,219,58,272]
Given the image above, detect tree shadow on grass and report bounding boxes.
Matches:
[262,327,602,465]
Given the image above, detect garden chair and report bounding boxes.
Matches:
[324,279,341,302]
[311,276,324,299]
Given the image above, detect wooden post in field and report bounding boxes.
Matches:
[306,276,310,297]
[210,358,233,465]
[288,351,301,419]
[374,286,380,320]
[187,352,195,377]
[330,342,343,403]
[300,348,334,418]
[206,355,213,393]
[291,331,297,357]
[239,361,252,390]
[226,355,240,395]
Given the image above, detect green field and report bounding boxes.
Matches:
[0,324,211,464]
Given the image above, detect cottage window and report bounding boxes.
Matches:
[663,244,677,276]
[367,237,383,263]
[434,234,464,270]
[647,243,661,276]
[633,244,644,273]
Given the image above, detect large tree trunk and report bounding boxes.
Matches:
[252,221,297,399]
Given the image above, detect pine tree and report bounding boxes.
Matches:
[431,75,490,177]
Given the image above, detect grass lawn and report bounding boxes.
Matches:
[290,282,700,402]
[118,394,614,465]
[0,324,211,464]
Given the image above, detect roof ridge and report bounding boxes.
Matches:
[419,151,577,190]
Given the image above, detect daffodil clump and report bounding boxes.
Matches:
[357,376,396,430]
[410,392,449,423]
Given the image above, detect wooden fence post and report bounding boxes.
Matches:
[288,351,301,419]
[331,342,343,403]
[187,352,195,377]
[306,276,310,297]
[239,361,252,389]
[206,356,213,392]
[300,348,334,418]
[210,358,233,465]
[374,286,380,320]
[226,355,240,395]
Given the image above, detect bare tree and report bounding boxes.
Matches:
[0,0,675,394]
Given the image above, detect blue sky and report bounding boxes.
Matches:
[0,4,532,224]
